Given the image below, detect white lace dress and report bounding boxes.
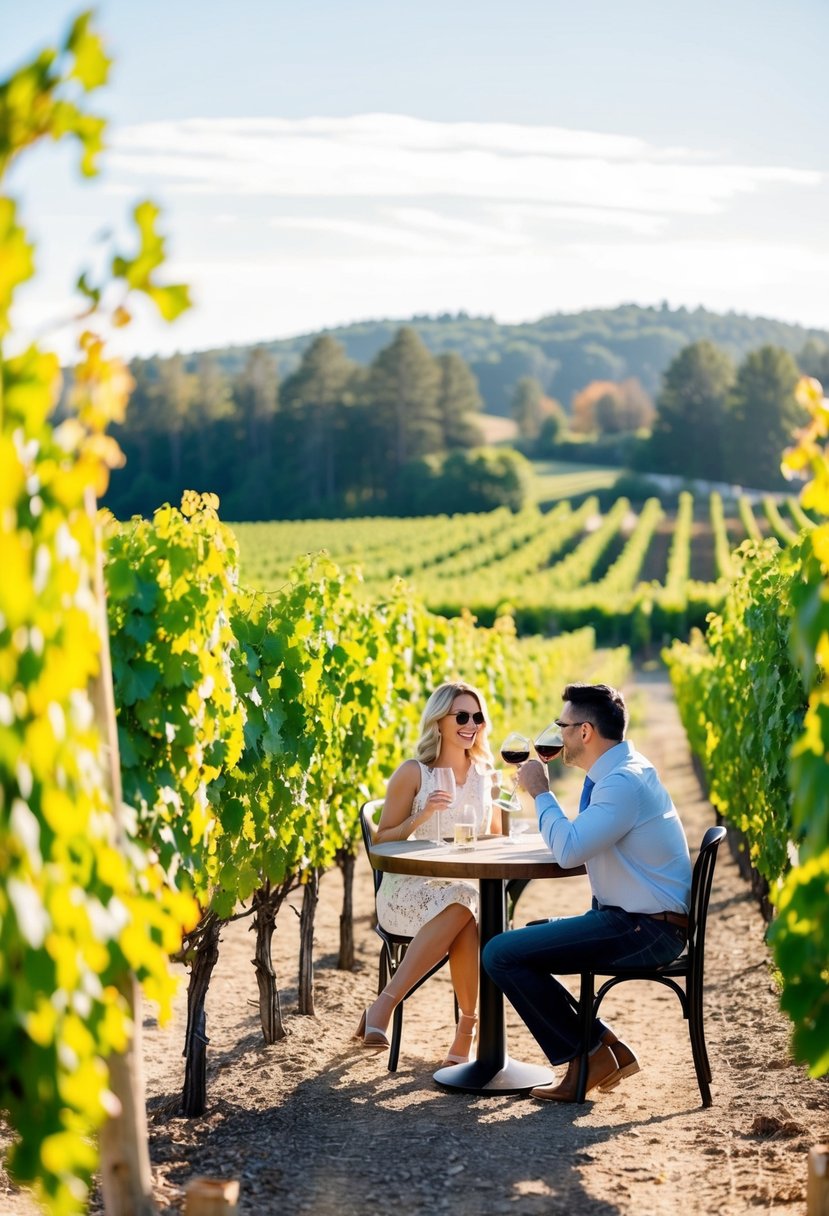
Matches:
[375,762,493,936]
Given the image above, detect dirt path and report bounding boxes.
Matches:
[3,669,828,1214]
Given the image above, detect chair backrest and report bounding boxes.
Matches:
[360,799,385,896]
[687,824,727,982]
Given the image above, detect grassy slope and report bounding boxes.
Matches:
[530,461,621,504]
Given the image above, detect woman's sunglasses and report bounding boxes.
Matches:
[448,711,485,726]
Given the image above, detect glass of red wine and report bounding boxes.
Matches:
[499,731,531,805]
[534,723,564,764]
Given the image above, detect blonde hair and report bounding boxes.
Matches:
[415,680,494,769]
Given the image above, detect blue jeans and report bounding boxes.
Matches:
[482,906,687,1065]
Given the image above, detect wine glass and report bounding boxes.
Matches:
[499,732,530,804]
[431,768,456,846]
[507,811,535,842]
[454,802,477,851]
[534,723,564,764]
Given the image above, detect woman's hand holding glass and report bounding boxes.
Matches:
[429,768,456,846]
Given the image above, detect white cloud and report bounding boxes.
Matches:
[489,202,668,236]
[387,206,528,247]
[268,207,528,255]
[264,199,666,262]
[109,114,821,219]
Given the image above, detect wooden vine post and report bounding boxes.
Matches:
[88,493,157,1215]
[184,1177,240,1215]
[808,1145,829,1216]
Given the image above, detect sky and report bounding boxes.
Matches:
[3,0,829,361]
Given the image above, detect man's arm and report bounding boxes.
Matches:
[520,762,641,867]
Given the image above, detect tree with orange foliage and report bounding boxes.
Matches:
[570,378,654,435]
[570,381,621,434]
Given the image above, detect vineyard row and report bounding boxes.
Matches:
[234,492,814,646]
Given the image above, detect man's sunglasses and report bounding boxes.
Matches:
[448,711,485,726]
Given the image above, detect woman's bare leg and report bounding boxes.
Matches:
[363,904,476,1034]
[443,913,479,1061]
[447,912,478,1015]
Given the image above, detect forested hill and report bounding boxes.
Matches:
[202,303,829,416]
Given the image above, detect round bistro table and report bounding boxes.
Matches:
[369,832,586,1094]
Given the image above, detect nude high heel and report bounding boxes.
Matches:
[441,1012,477,1066]
[354,992,395,1048]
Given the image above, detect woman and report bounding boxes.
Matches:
[355,680,500,1066]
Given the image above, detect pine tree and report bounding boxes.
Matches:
[156,353,195,483]
[797,338,829,387]
[363,326,442,474]
[511,376,545,440]
[232,346,279,464]
[646,341,735,480]
[723,346,803,488]
[280,335,358,506]
[189,353,233,487]
[436,351,483,448]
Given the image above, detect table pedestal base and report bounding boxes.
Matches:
[433,1057,554,1095]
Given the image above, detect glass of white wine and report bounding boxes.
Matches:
[454,802,477,851]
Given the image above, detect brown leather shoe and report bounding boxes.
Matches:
[598,1030,640,1091]
[530,1043,620,1102]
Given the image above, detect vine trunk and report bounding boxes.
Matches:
[181,912,222,1117]
[252,881,294,1043]
[337,849,356,971]
[298,869,320,1015]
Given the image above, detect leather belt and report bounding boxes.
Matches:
[642,910,689,931]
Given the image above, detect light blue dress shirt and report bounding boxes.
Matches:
[535,739,691,913]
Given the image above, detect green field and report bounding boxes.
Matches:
[530,460,622,504]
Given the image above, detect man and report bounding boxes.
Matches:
[483,682,691,1102]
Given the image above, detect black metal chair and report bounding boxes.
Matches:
[505,878,531,928]
[359,800,456,1071]
[573,824,727,1106]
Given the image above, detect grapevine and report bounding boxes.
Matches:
[770,377,829,1074]
[0,14,196,1212]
